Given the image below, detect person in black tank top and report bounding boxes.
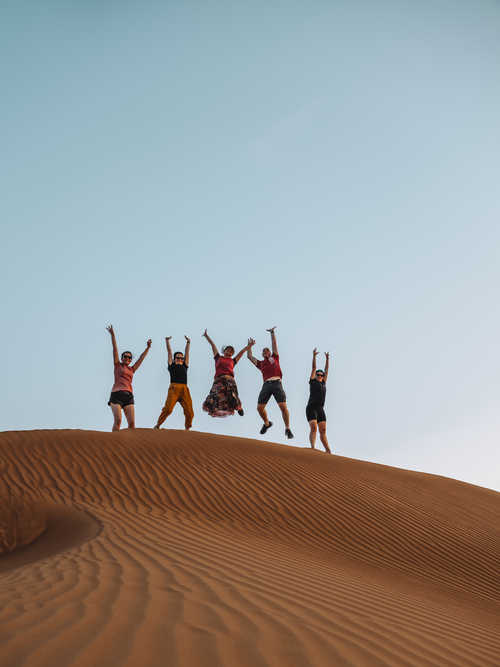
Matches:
[306,348,331,453]
[154,335,194,430]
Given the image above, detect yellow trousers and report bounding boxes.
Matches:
[156,383,194,429]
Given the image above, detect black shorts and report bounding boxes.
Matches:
[257,380,286,405]
[306,404,326,423]
[108,391,134,408]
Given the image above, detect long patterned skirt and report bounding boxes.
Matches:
[202,375,242,417]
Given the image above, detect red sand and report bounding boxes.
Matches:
[1,429,499,666]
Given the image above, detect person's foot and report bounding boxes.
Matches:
[260,421,273,435]
[154,425,160,429]
[238,409,244,416]
[285,428,294,439]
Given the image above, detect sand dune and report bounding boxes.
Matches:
[0,429,499,666]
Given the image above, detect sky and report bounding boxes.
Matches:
[2,0,499,491]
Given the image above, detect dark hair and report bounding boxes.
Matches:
[122,350,133,359]
[223,345,234,354]
[174,351,184,358]
[316,369,324,374]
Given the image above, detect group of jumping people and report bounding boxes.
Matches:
[106,325,332,453]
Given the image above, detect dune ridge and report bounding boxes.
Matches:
[0,428,499,666]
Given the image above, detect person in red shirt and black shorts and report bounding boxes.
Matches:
[106,324,152,431]
[247,327,293,439]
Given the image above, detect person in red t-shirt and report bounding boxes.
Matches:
[106,325,152,431]
[202,329,252,418]
[247,327,293,439]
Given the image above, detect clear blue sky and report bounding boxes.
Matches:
[2,1,499,491]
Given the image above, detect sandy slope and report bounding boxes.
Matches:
[0,429,499,667]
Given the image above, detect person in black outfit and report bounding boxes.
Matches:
[306,348,331,453]
[154,336,194,429]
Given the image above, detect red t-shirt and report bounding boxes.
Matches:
[256,354,283,381]
[214,354,236,377]
[112,363,135,392]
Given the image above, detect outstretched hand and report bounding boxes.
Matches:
[313,348,319,356]
[325,352,329,359]
[203,329,209,339]
[106,325,114,335]
[185,335,191,343]
[165,336,172,341]
[146,339,152,349]
[248,337,255,347]
[266,326,276,333]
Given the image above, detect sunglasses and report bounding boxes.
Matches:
[316,372,324,376]
[122,355,132,360]
[175,356,184,360]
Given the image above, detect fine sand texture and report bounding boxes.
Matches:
[0,429,499,667]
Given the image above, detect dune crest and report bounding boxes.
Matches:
[0,429,499,666]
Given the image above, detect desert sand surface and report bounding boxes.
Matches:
[0,429,499,667]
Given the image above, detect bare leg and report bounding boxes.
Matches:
[277,402,290,429]
[308,420,317,448]
[123,404,135,429]
[110,404,122,432]
[318,421,331,453]
[257,403,270,426]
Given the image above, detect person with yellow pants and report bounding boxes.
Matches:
[154,335,194,430]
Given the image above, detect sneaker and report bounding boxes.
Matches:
[237,409,244,416]
[285,428,294,439]
[260,421,273,435]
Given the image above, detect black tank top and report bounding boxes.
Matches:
[308,379,326,406]
[168,363,188,384]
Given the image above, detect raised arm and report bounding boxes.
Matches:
[165,336,173,365]
[184,335,191,366]
[234,340,253,364]
[310,348,319,380]
[246,338,259,367]
[107,325,119,365]
[267,326,278,355]
[324,352,330,382]
[132,339,152,372]
[203,329,219,357]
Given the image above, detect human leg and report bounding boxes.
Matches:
[318,421,331,454]
[277,402,290,429]
[270,382,292,437]
[257,383,272,426]
[110,403,122,431]
[123,404,135,429]
[155,385,181,427]
[257,403,270,424]
[257,404,273,434]
[179,386,194,429]
[308,420,318,448]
